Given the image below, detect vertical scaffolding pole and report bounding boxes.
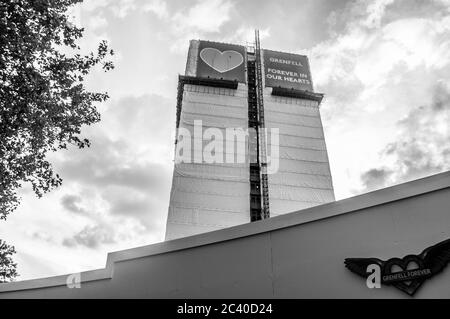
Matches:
[255,30,270,219]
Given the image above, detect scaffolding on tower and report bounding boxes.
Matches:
[255,30,270,219]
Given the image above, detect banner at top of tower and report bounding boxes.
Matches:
[263,49,313,92]
[196,41,246,83]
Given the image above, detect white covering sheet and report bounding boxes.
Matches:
[166,84,251,240]
[264,93,335,216]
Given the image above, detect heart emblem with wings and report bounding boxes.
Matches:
[345,238,450,296]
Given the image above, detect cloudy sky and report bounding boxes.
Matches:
[1,0,449,280]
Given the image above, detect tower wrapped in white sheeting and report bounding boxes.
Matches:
[165,40,335,240]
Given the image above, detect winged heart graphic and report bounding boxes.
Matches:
[345,238,450,296]
[200,48,243,73]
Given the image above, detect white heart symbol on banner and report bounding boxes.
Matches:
[200,48,244,73]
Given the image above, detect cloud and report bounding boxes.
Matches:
[51,93,174,250]
[77,0,140,19]
[62,224,116,249]
[307,0,450,198]
[101,94,174,148]
[79,0,111,12]
[55,93,173,190]
[31,231,55,244]
[360,168,393,191]
[58,137,170,194]
[61,195,87,216]
[361,0,395,29]
[360,82,450,191]
[79,0,235,54]
[87,14,108,30]
[109,195,151,217]
[312,0,450,109]
[172,0,233,33]
[220,26,271,45]
[59,190,156,249]
[431,82,450,111]
[61,212,149,249]
[168,0,235,52]
[112,0,137,18]
[143,0,169,19]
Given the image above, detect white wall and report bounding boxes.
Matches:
[1,171,449,298]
